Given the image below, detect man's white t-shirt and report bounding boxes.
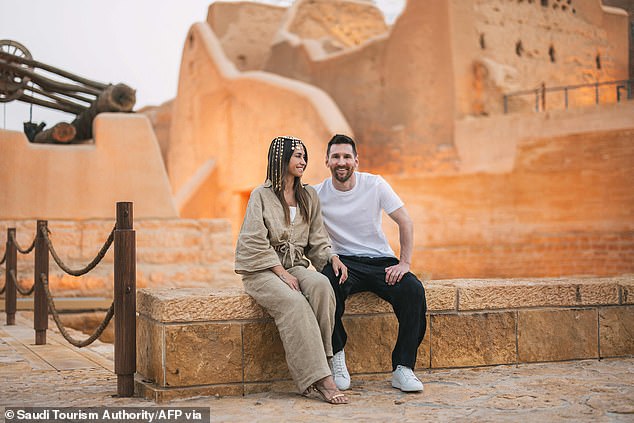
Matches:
[314,171,404,258]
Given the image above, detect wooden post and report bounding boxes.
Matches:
[5,228,17,325]
[114,202,136,397]
[34,220,49,345]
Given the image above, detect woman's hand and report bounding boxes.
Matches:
[331,256,348,285]
[279,271,300,291]
[270,265,300,291]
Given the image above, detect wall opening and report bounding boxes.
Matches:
[516,40,524,57]
[549,45,556,63]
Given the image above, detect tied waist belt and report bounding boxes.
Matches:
[274,242,303,267]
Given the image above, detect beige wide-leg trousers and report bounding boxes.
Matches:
[242,265,335,393]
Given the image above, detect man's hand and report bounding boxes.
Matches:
[279,271,300,291]
[331,256,348,285]
[385,262,410,285]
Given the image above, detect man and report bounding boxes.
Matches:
[314,134,427,393]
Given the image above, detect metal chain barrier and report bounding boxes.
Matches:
[9,231,36,254]
[41,273,114,348]
[41,224,115,277]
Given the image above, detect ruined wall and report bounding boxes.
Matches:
[207,1,287,71]
[452,0,630,116]
[283,0,388,56]
[264,0,458,175]
[168,22,351,232]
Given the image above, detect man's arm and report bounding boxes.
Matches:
[385,206,414,285]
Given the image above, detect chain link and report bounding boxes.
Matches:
[41,273,114,348]
[41,225,115,277]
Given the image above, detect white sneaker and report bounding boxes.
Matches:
[391,365,423,392]
[330,350,351,390]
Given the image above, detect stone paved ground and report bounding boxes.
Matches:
[1,314,633,422]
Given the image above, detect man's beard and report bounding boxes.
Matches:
[333,166,353,183]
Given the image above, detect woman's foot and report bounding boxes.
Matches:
[311,375,349,404]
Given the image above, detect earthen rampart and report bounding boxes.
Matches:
[0,114,177,220]
[167,22,352,232]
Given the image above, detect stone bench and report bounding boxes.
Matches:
[135,276,634,402]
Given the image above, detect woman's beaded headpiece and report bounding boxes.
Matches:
[268,136,303,192]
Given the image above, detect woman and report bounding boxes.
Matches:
[235,135,349,404]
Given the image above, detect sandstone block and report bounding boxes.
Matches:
[457,279,576,310]
[518,309,598,362]
[456,278,620,310]
[137,315,165,386]
[164,323,242,387]
[346,292,392,314]
[137,288,265,322]
[344,314,397,374]
[430,312,516,368]
[576,279,620,305]
[599,306,634,357]
[426,283,457,311]
[242,321,290,382]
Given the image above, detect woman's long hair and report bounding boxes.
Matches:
[266,136,310,225]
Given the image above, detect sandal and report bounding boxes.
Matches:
[303,383,349,405]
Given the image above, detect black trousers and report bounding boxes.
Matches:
[321,255,427,370]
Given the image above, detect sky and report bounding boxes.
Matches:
[0,0,405,132]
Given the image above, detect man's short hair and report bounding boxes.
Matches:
[327,134,358,157]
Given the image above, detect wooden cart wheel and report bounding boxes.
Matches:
[0,39,33,102]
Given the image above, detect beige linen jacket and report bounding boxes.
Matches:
[235,180,333,274]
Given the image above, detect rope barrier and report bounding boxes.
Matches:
[0,249,5,265]
[41,225,115,277]
[41,273,114,348]
[9,269,35,296]
[9,231,36,254]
